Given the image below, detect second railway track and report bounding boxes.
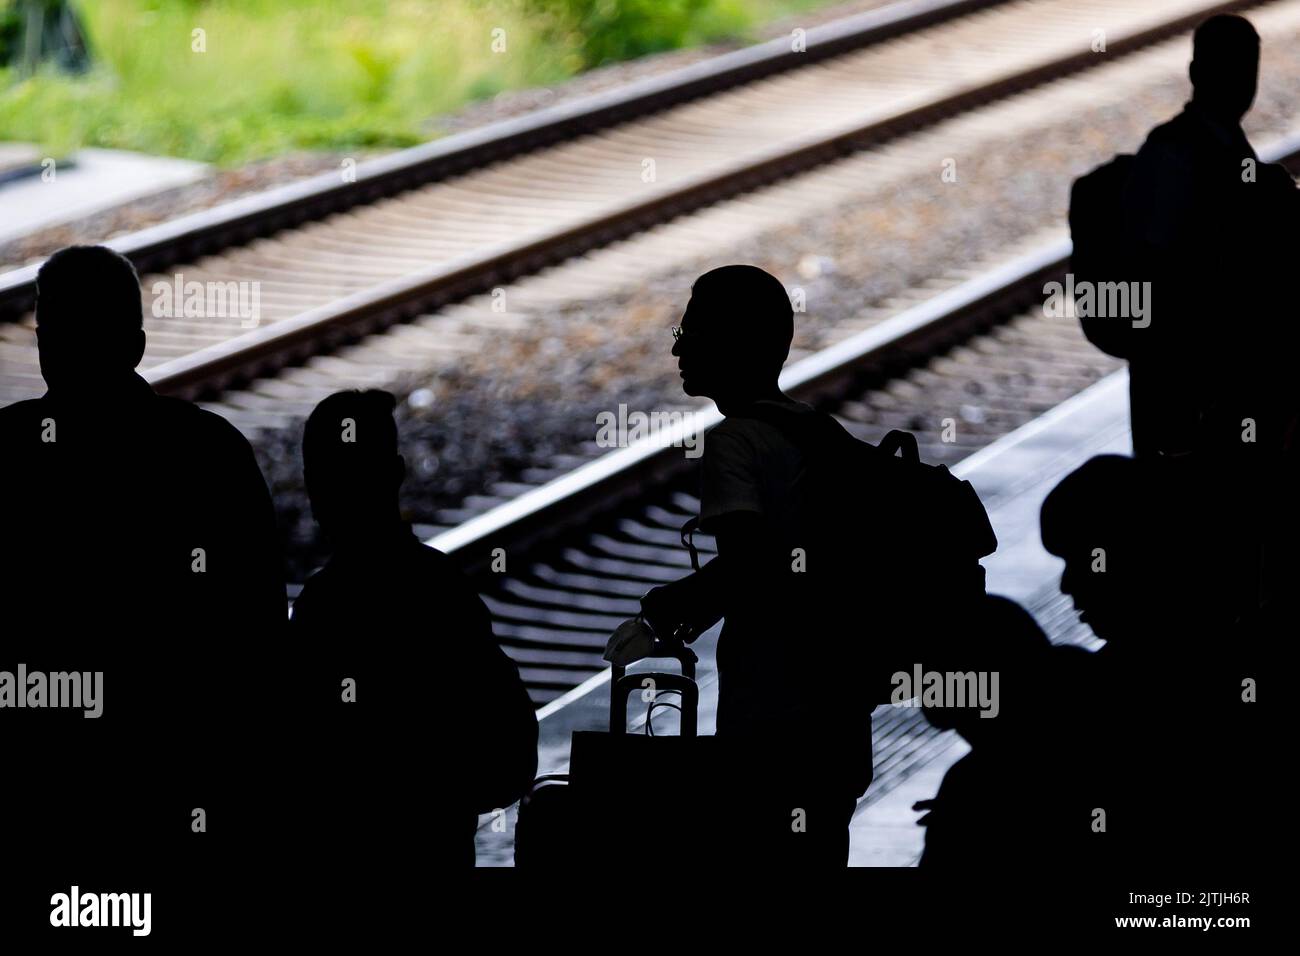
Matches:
[0,0,1276,404]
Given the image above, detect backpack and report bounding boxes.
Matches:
[1068,153,1138,359]
[683,404,996,704]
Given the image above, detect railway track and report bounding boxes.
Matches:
[0,0,1272,407]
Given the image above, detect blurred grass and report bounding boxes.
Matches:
[0,0,833,166]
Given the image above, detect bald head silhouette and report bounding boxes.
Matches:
[672,264,793,411]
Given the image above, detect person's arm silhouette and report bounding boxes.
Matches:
[640,427,777,639]
[640,557,726,640]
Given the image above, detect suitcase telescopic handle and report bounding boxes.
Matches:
[609,672,698,737]
[609,639,699,736]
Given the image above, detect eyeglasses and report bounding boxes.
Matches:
[671,326,686,341]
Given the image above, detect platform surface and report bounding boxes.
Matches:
[0,147,208,246]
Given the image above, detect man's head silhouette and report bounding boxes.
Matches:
[1189,14,1259,123]
[35,245,145,396]
[673,265,793,411]
[303,390,405,544]
[1042,456,1148,645]
[1038,454,1215,653]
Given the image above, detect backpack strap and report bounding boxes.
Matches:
[680,515,702,572]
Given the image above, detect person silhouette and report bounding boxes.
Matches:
[1039,455,1260,871]
[289,389,537,867]
[638,265,875,865]
[0,245,285,893]
[1071,13,1299,630]
[644,265,996,864]
[1079,14,1298,459]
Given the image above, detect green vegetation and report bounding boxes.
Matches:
[0,0,832,166]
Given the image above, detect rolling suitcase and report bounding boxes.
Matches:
[514,636,729,866]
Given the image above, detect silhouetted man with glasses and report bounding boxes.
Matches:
[643,265,874,865]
